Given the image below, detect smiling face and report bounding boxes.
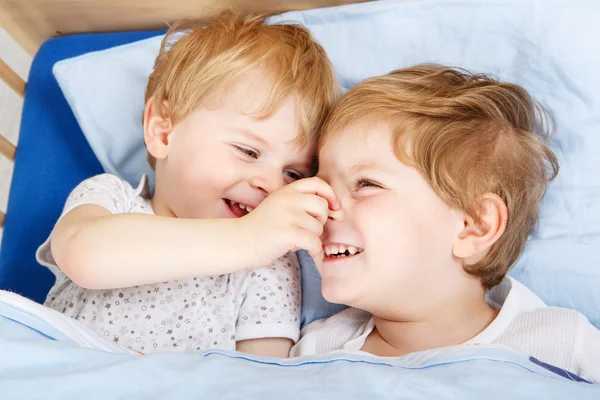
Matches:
[148,74,313,219]
[317,123,467,318]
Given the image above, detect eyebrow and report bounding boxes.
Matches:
[351,162,392,175]
[229,128,269,147]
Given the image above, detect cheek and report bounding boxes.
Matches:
[355,194,444,278]
[173,155,208,190]
[172,141,234,188]
[354,195,417,258]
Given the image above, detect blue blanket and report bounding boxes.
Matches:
[0,293,597,399]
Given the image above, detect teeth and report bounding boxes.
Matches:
[324,244,363,256]
[229,200,253,212]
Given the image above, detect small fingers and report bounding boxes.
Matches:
[289,177,340,210]
[296,211,325,237]
[293,229,323,258]
[295,194,329,226]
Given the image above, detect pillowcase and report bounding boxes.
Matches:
[54,0,600,328]
[54,35,162,186]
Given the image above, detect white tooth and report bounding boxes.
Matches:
[332,246,339,255]
[246,206,254,212]
[348,246,357,255]
[238,203,246,210]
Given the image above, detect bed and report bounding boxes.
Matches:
[0,0,599,397]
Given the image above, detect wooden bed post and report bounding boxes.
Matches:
[0,133,16,161]
[0,56,22,163]
[0,42,25,228]
[0,52,24,163]
[0,58,26,97]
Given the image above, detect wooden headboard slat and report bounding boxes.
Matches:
[0,133,16,162]
[0,0,369,54]
[0,58,26,97]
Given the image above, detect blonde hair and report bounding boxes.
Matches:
[321,65,559,288]
[145,12,340,168]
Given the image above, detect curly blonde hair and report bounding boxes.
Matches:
[145,12,340,168]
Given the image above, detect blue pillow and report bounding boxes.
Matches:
[0,31,161,303]
[48,0,600,328]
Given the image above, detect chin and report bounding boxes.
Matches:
[321,278,356,306]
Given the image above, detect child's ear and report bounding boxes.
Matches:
[452,193,508,261]
[143,98,173,162]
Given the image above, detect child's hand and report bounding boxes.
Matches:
[239,177,340,267]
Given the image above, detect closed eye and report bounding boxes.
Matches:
[355,177,383,190]
[233,145,259,159]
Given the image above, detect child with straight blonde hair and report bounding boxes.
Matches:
[291,65,600,383]
[36,13,341,357]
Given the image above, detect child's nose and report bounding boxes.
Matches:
[327,209,344,222]
[322,209,344,240]
[249,169,284,195]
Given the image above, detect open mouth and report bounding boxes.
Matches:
[224,199,254,218]
[323,244,364,258]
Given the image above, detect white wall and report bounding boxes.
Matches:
[0,27,33,246]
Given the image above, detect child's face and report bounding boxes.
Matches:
[152,75,313,219]
[317,123,465,317]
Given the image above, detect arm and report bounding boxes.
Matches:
[52,176,338,291]
[233,254,302,358]
[51,204,253,290]
[236,338,293,358]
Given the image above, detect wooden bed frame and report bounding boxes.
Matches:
[0,0,370,227]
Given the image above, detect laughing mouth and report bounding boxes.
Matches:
[323,244,364,258]
[224,199,255,217]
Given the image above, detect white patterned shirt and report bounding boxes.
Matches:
[37,174,301,354]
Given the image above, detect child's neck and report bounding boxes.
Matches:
[362,286,498,357]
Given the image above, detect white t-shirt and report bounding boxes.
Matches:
[290,277,600,383]
[37,174,302,354]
